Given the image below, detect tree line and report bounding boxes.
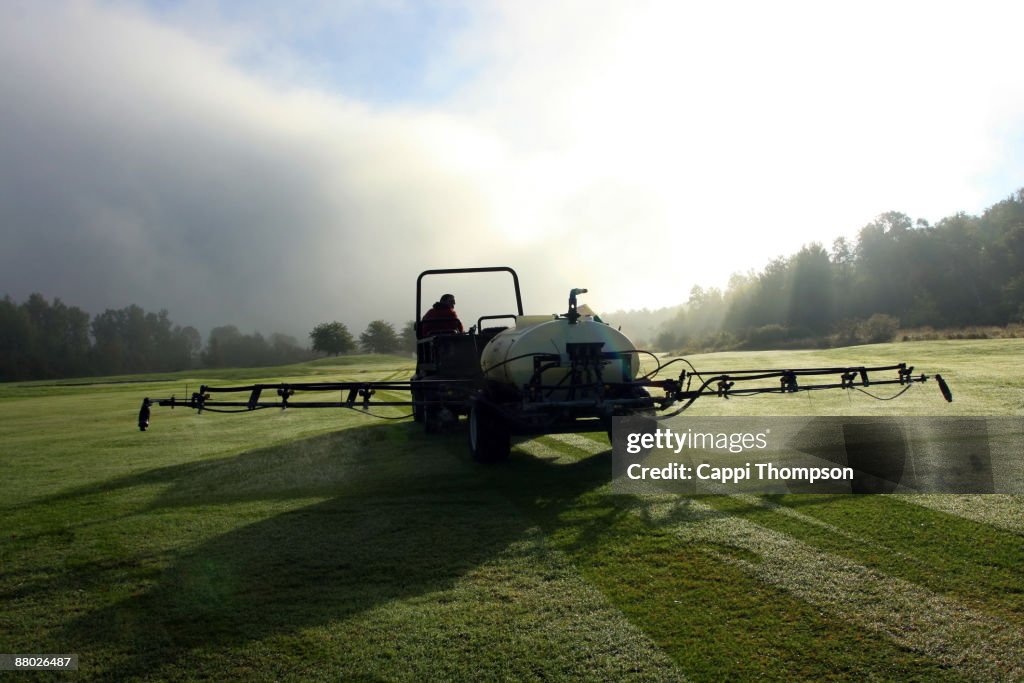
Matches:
[5,189,1021,378]
[650,189,1024,352]
[0,294,417,382]
[0,295,320,381]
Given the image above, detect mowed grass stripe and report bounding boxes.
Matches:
[515,433,607,464]
[641,496,1024,680]
[84,497,688,682]
[548,432,610,451]
[903,493,1024,534]
[512,432,1007,679]
[493,450,963,680]
[515,438,1023,678]
[4,342,1021,679]
[515,438,576,463]
[703,494,1024,619]
[310,516,680,678]
[3,418,684,681]
[710,493,925,564]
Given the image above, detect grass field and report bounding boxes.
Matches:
[2,340,1023,680]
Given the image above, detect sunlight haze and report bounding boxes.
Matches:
[2,0,1021,336]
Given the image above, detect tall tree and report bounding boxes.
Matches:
[359,321,400,354]
[310,321,355,356]
[203,325,277,368]
[203,325,241,367]
[0,296,33,380]
[21,294,91,377]
[787,243,834,333]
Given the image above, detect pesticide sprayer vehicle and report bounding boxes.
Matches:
[137,266,953,462]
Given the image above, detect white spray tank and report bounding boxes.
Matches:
[479,288,640,397]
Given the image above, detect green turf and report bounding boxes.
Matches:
[1,341,1022,680]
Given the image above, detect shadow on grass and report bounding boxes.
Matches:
[52,423,622,679]
[39,421,1019,680]
[64,495,522,677]
[24,421,461,510]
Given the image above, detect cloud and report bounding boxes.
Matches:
[1,1,1022,340]
[0,1,504,335]
[448,1,1024,278]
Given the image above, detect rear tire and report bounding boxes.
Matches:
[469,399,510,464]
[420,386,446,433]
[411,382,424,423]
[424,404,443,433]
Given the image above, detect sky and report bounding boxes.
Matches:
[2,0,1022,340]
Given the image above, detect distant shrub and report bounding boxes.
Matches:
[897,324,1021,342]
[830,315,900,347]
[671,330,739,355]
[860,314,900,344]
[745,324,790,348]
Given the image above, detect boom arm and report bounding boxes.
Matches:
[137,378,471,431]
[646,362,950,417]
[137,362,950,431]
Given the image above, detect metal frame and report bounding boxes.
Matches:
[137,265,951,432]
[138,362,947,431]
[415,266,523,333]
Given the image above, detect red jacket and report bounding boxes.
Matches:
[420,303,464,337]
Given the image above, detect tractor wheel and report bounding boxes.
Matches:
[469,400,510,464]
[420,387,446,434]
[411,384,424,423]
[424,405,443,433]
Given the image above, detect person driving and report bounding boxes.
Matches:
[420,293,464,336]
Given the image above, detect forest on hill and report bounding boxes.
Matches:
[615,189,1024,352]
